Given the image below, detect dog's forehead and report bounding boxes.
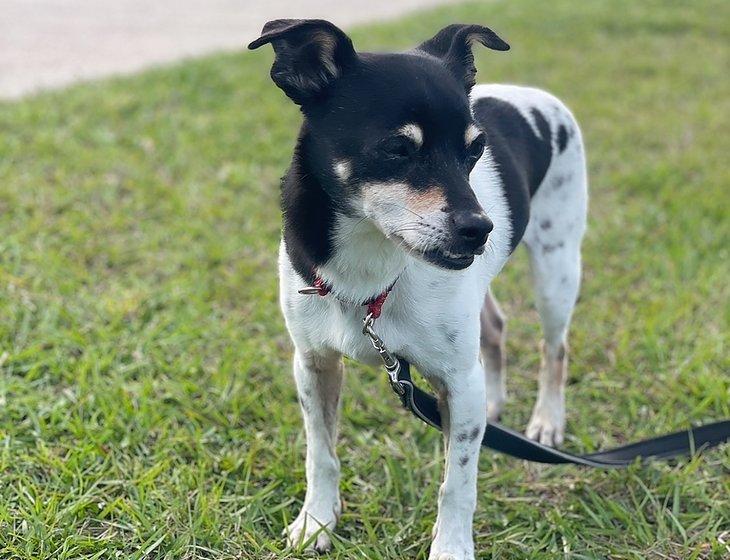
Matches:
[331,52,472,134]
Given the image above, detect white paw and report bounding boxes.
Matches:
[285,508,337,553]
[429,527,475,560]
[526,402,565,447]
[429,549,475,560]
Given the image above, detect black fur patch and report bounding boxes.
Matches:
[472,98,554,252]
[557,124,569,153]
[280,132,338,284]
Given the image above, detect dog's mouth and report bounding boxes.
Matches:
[421,247,476,270]
[391,235,479,269]
[388,228,486,270]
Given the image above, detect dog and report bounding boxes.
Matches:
[249,19,587,559]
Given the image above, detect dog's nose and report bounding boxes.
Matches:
[452,211,493,251]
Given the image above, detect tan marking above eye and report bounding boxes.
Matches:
[465,123,482,145]
[398,123,424,147]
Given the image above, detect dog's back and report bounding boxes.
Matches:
[471,84,586,254]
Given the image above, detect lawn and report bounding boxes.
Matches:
[0,0,728,558]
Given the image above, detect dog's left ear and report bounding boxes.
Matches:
[248,19,356,105]
[417,24,509,92]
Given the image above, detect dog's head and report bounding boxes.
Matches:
[249,20,509,270]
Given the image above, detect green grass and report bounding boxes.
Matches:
[0,0,728,558]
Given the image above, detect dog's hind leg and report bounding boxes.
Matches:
[480,289,507,421]
[522,138,587,446]
[286,349,343,552]
[523,230,583,447]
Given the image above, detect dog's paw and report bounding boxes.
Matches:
[429,525,475,560]
[285,509,337,553]
[526,402,565,447]
[429,550,475,560]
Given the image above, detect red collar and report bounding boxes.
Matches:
[298,276,396,320]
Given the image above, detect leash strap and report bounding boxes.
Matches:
[302,283,729,466]
[392,358,730,467]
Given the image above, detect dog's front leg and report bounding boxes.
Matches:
[286,349,343,552]
[430,362,486,560]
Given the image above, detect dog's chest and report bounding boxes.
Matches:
[285,293,410,366]
[280,266,485,375]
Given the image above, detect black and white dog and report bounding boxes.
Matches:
[250,19,587,559]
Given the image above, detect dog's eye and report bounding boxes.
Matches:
[466,134,486,166]
[380,136,416,160]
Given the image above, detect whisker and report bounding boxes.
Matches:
[387,202,424,220]
[339,215,370,238]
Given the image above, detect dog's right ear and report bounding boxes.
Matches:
[248,19,356,105]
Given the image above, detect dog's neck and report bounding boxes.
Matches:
[316,213,407,303]
[282,129,407,304]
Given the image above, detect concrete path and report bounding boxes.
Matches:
[0,0,460,99]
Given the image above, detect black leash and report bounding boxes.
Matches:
[391,358,729,467]
[302,284,729,467]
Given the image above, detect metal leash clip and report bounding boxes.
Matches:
[298,286,323,295]
[362,313,404,396]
